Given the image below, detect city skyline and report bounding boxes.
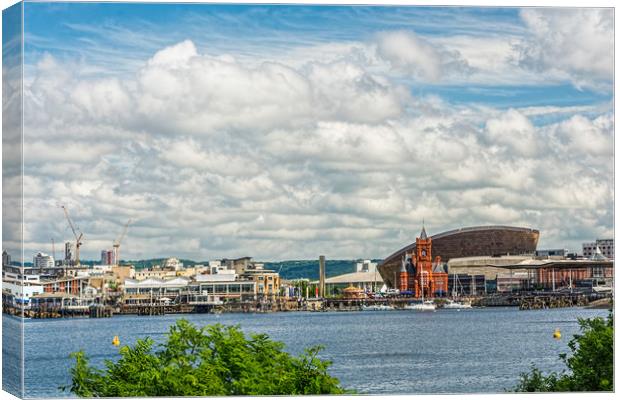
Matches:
[7,3,614,261]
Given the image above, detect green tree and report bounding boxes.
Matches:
[66,320,348,397]
[514,310,613,392]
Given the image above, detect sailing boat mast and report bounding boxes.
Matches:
[421,270,425,301]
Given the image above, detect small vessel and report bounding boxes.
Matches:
[404,300,436,311]
[361,304,395,311]
[404,271,436,311]
[443,299,472,309]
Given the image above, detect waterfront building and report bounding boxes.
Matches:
[379,225,539,289]
[2,270,44,308]
[123,277,190,297]
[311,267,384,296]
[447,255,531,280]
[448,274,487,296]
[487,257,613,292]
[2,281,44,308]
[122,274,257,304]
[33,252,55,270]
[191,273,256,302]
[241,266,281,299]
[40,275,90,295]
[582,239,614,259]
[446,255,532,293]
[398,226,449,298]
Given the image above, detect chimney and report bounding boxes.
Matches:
[319,255,326,298]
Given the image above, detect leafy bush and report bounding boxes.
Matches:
[66,320,348,396]
[514,310,613,392]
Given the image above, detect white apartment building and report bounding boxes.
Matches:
[356,259,377,273]
[583,239,614,259]
[33,252,55,269]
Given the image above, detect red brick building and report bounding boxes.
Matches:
[399,226,449,297]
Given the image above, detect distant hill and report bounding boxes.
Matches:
[125,259,205,270]
[23,258,382,280]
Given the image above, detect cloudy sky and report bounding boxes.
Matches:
[13,3,614,261]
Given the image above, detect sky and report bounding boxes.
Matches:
[6,2,614,261]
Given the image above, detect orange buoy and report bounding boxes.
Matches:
[553,329,561,339]
[112,335,120,347]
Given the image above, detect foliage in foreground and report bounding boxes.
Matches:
[66,320,348,397]
[514,310,613,392]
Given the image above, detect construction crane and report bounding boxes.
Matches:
[113,219,132,266]
[61,205,83,266]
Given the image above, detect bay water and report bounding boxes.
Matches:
[2,307,609,397]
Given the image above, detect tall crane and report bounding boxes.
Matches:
[113,219,132,266]
[61,205,83,266]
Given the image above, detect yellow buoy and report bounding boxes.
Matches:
[553,329,561,339]
[112,335,120,347]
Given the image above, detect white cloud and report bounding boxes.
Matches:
[147,39,198,68]
[517,8,613,89]
[484,109,539,158]
[552,114,613,156]
[374,30,470,82]
[18,36,614,261]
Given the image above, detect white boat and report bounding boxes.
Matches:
[443,299,472,309]
[404,270,436,311]
[404,300,436,311]
[361,304,395,311]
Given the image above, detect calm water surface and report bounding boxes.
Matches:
[2,307,609,397]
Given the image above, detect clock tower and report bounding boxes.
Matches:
[414,225,436,298]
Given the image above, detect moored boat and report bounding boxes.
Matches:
[443,299,472,309]
[403,300,436,311]
[361,304,395,311]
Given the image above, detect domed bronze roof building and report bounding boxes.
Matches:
[378,225,539,288]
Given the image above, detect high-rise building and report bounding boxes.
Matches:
[64,242,74,263]
[100,249,116,265]
[2,250,11,267]
[33,252,55,269]
[583,239,614,259]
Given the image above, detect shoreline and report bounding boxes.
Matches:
[4,292,611,319]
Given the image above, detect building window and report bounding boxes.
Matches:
[593,267,604,278]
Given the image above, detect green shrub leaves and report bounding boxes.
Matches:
[66,320,348,396]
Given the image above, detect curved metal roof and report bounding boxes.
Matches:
[380,225,539,267]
